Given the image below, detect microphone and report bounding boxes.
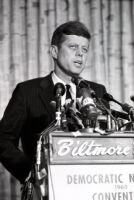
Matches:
[72,76,97,98]
[72,76,89,88]
[65,107,84,130]
[65,99,84,130]
[53,83,65,127]
[103,93,123,107]
[111,109,129,121]
[103,93,134,121]
[53,82,65,97]
[130,95,134,102]
[77,87,98,127]
[53,83,65,110]
[72,77,99,127]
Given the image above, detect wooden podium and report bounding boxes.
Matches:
[46,131,134,200]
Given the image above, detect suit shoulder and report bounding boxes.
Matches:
[13,78,42,95]
[13,75,50,97]
[16,73,51,90]
[85,80,107,98]
[18,77,44,88]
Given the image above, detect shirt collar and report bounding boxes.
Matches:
[51,71,66,86]
[52,71,76,87]
[51,71,76,105]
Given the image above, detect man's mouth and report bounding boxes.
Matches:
[74,60,83,66]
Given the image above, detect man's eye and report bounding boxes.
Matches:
[70,45,77,50]
[82,48,88,53]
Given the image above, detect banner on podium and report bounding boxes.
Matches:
[47,132,134,200]
[48,164,134,200]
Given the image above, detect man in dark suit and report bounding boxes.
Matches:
[0,21,108,198]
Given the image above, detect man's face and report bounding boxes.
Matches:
[53,34,89,79]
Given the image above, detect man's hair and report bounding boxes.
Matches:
[51,21,91,47]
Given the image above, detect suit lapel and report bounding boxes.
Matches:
[39,73,56,121]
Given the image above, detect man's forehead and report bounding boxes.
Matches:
[62,34,89,45]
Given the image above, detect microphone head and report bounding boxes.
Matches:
[130,95,134,102]
[90,90,97,98]
[53,82,65,97]
[71,76,89,88]
[103,93,114,101]
[78,89,98,120]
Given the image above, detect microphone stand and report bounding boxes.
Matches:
[91,91,119,132]
[23,83,66,200]
[21,165,35,200]
[33,119,60,199]
[97,98,119,132]
[35,82,65,173]
[53,82,65,129]
[55,94,62,128]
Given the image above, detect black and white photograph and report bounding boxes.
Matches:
[0,0,134,200]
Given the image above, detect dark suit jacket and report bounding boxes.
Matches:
[0,72,107,183]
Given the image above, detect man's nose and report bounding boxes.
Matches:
[76,48,83,56]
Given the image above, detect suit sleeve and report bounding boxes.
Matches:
[0,84,32,183]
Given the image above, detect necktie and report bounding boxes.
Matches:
[66,84,72,100]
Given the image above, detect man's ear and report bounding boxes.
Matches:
[50,45,58,59]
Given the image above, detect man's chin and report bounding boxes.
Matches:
[68,71,81,78]
[70,69,84,77]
